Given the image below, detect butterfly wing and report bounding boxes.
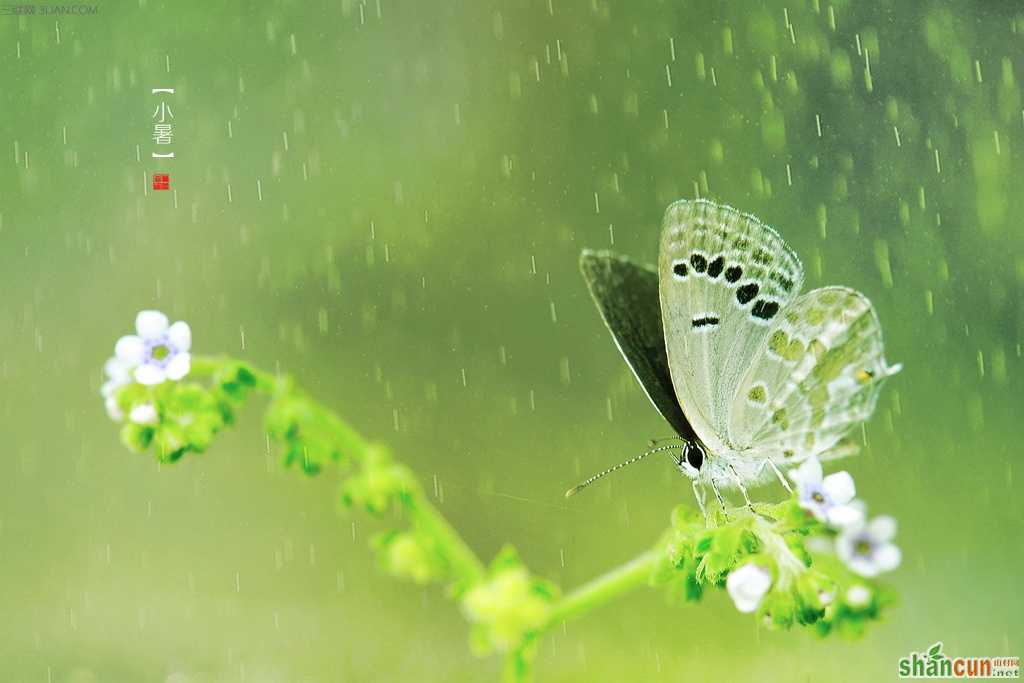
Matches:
[727,286,901,463]
[580,249,697,441]
[658,199,804,452]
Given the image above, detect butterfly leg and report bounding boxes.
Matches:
[726,463,756,514]
[709,477,729,521]
[691,480,709,525]
[765,457,793,494]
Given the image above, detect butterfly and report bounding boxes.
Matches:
[569,199,901,516]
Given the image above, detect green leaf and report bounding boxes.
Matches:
[758,590,797,629]
[119,422,154,452]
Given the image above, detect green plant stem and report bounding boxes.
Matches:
[542,549,661,630]
[189,354,667,679]
[401,491,487,584]
[191,355,277,391]
[192,354,486,584]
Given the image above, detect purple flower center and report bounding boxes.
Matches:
[852,536,875,558]
[802,485,832,508]
[144,335,177,368]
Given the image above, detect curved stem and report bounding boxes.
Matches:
[187,354,666,678]
[401,490,487,585]
[192,354,486,584]
[542,549,661,631]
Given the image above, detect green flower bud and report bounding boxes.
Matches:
[460,546,557,655]
[373,530,446,585]
[338,455,417,515]
[213,361,257,406]
[119,422,154,453]
[758,588,798,629]
[153,422,188,462]
[793,569,832,624]
[462,569,551,653]
[703,521,758,582]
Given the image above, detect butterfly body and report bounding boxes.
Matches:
[673,438,785,492]
[579,199,900,501]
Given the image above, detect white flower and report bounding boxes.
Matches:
[100,356,134,421]
[726,562,772,613]
[129,402,159,425]
[845,584,872,607]
[101,356,132,397]
[114,310,191,386]
[104,395,124,422]
[790,455,863,527]
[836,516,902,578]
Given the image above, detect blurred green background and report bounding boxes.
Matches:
[1,1,1021,681]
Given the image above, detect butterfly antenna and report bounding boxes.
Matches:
[565,444,679,498]
[648,436,684,446]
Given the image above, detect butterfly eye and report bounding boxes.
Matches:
[685,443,704,470]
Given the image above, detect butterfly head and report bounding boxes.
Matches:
[676,441,707,479]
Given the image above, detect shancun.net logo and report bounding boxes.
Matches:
[899,641,1020,679]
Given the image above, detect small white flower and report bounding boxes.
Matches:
[790,455,863,527]
[726,562,772,613]
[114,310,191,386]
[129,402,159,425]
[101,357,132,397]
[104,395,124,422]
[100,357,134,421]
[836,516,902,578]
[845,584,872,607]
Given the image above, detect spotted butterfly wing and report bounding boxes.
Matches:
[728,286,901,467]
[658,199,804,454]
[580,250,697,441]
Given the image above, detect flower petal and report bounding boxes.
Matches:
[822,471,856,504]
[826,503,865,528]
[165,352,191,381]
[167,321,192,352]
[873,544,902,572]
[104,356,130,381]
[726,563,772,613]
[846,555,879,578]
[790,455,823,487]
[798,496,828,522]
[732,593,761,613]
[835,532,856,563]
[135,363,166,385]
[129,403,159,425]
[105,395,124,422]
[136,310,169,339]
[868,516,897,542]
[115,335,145,366]
[845,585,871,607]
